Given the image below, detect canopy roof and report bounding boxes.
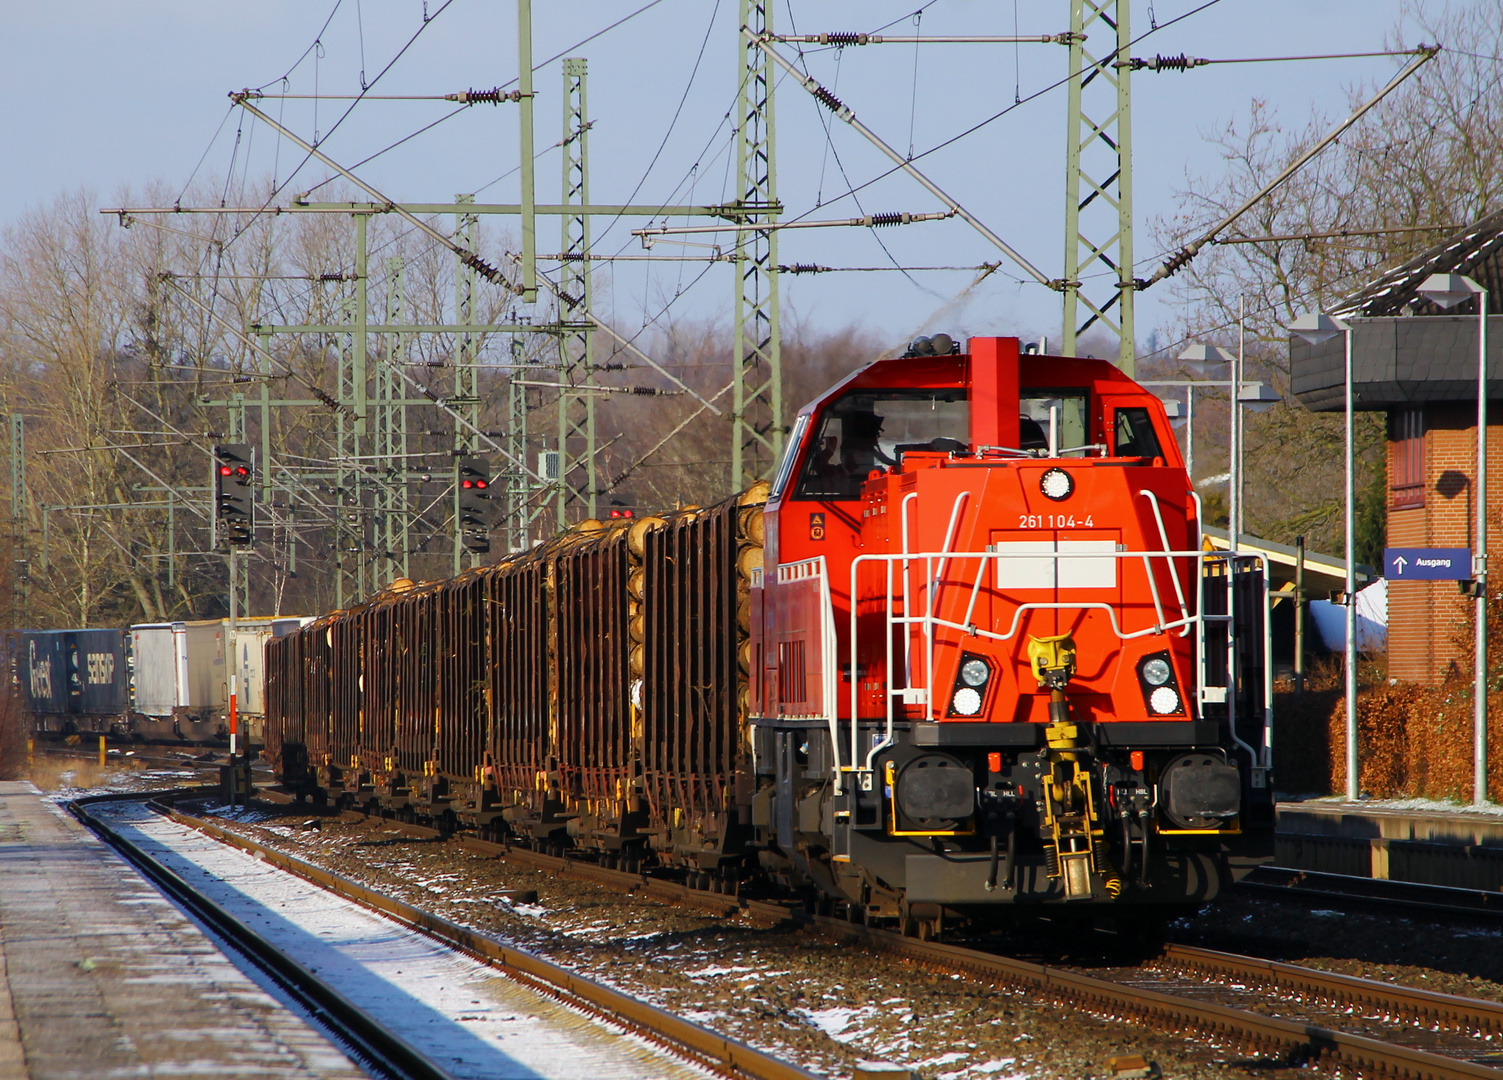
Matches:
[1332,208,1503,318]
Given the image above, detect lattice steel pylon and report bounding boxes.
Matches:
[557,56,598,526]
[1062,0,1135,374]
[732,0,782,489]
[379,254,411,582]
[452,196,481,573]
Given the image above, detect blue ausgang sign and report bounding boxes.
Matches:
[1384,547,1472,580]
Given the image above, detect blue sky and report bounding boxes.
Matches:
[0,1,1437,351]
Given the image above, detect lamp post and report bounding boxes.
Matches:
[1177,343,1240,546]
[1145,374,1280,513]
[1290,312,1356,800]
[1418,273,1490,805]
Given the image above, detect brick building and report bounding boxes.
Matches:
[1291,211,1503,684]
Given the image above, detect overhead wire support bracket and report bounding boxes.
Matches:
[632,209,954,242]
[1122,48,1433,71]
[229,91,514,287]
[225,91,724,417]
[105,202,758,219]
[748,32,1062,292]
[225,88,527,103]
[1142,44,1440,289]
[771,33,1080,45]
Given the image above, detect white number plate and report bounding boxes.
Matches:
[1018,513,1094,528]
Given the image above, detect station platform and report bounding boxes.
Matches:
[1273,798,1503,891]
[0,781,366,1080]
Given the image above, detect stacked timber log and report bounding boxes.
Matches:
[735,480,770,721]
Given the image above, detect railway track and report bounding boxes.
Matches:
[1238,866,1503,921]
[72,791,821,1080]
[226,800,1503,1080]
[39,742,247,776]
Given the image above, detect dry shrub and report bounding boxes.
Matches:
[1295,586,1503,801]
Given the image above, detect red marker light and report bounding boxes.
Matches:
[1130,750,1145,772]
[987,752,1002,773]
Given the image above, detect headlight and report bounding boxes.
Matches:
[951,687,983,716]
[1149,686,1181,715]
[959,658,990,687]
[1039,467,1074,501]
[1142,658,1172,687]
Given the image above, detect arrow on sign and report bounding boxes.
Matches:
[1393,555,1408,574]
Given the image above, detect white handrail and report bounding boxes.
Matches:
[835,546,1271,778]
[1137,489,1192,635]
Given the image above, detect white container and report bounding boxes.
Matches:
[129,624,179,718]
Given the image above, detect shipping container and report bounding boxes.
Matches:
[14,629,128,732]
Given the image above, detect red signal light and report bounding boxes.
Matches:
[475,479,487,489]
[235,466,249,478]
[622,509,634,518]
[461,479,473,488]
[219,466,232,476]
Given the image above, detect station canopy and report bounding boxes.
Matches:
[1290,209,1503,412]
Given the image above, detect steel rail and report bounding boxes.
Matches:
[69,791,448,1080]
[171,798,1503,1079]
[806,918,1503,1080]
[132,793,821,1080]
[1239,866,1503,921]
[1160,944,1503,1039]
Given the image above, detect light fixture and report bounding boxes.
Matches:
[1149,686,1181,715]
[1178,342,1235,375]
[1039,468,1074,501]
[959,657,990,687]
[1417,272,1484,310]
[1141,657,1172,687]
[1237,381,1282,414]
[951,687,982,716]
[1288,311,1349,346]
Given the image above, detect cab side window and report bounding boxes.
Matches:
[1113,406,1162,459]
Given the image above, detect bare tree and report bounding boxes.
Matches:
[1148,1,1503,556]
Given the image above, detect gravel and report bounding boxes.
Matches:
[188,800,1450,1080]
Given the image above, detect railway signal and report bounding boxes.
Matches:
[213,444,254,547]
[457,456,492,554]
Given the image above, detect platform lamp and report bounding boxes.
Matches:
[1289,312,1358,801]
[1179,344,1239,546]
[1417,272,1490,805]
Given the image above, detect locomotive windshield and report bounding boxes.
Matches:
[792,389,969,501]
[1019,390,1089,456]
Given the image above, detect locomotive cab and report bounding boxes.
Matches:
[750,336,1274,929]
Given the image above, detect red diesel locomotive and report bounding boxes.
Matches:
[265,335,1273,933]
[749,335,1272,927]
